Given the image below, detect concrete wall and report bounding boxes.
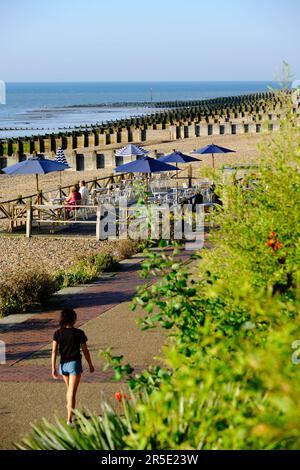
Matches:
[145,128,173,142]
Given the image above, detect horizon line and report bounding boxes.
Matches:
[4,80,278,84]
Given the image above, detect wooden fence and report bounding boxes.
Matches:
[0,165,197,232]
[0,172,136,231]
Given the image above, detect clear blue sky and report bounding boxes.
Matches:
[1,0,299,82]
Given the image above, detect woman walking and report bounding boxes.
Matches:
[52,308,94,426]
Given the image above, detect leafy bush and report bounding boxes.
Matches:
[0,268,58,317]
[55,253,119,288]
[112,239,140,260]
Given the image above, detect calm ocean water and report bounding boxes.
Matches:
[0,82,278,138]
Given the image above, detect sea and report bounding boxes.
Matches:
[0,81,279,139]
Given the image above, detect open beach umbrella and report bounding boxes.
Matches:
[158,151,201,202]
[115,144,149,160]
[55,147,70,185]
[192,144,235,169]
[2,156,68,193]
[114,156,177,174]
[114,156,177,203]
[158,150,199,165]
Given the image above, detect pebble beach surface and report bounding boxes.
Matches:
[0,238,129,282]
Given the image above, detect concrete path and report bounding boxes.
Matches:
[0,248,194,449]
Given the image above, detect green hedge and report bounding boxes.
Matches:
[55,253,119,288]
[0,270,58,317]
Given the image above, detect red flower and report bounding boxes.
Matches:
[267,231,283,252]
[115,391,129,402]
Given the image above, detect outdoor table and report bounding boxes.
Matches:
[152,189,168,196]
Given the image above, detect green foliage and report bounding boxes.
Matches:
[123,92,300,449]
[16,405,135,450]
[126,327,300,450]
[101,348,134,381]
[113,239,140,260]
[55,253,119,288]
[0,269,58,317]
[100,348,171,391]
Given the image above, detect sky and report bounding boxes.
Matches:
[0,0,299,82]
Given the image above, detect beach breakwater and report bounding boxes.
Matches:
[0,91,298,171]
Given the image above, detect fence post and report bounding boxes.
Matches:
[188,164,193,188]
[96,205,101,241]
[26,203,32,238]
[37,190,43,205]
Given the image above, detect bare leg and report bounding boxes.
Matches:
[63,375,69,388]
[63,375,70,415]
[66,374,81,423]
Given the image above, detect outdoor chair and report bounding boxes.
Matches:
[67,200,81,219]
[76,196,95,220]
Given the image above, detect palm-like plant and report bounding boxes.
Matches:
[16,398,138,450]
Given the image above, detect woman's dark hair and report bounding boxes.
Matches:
[60,308,77,328]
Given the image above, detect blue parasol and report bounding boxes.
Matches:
[192,144,235,168]
[2,156,69,192]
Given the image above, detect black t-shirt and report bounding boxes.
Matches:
[53,327,88,364]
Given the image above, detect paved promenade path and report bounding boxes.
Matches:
[0,248,195,449]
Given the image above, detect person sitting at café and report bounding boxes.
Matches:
[65,186,81,210]
[79,180,89,205]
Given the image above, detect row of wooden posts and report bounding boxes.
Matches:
[0,105,291,160]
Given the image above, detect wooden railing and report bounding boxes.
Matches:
[0,172,135,231]
[23,204,100,239]
[0,167,199,232]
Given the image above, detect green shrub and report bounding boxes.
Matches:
[0,269,59,318]
[113,239,140,260]
[55,253,119,288]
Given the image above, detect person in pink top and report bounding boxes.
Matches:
[65,186,81,212]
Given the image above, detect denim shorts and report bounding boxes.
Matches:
[59,360,83,376]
